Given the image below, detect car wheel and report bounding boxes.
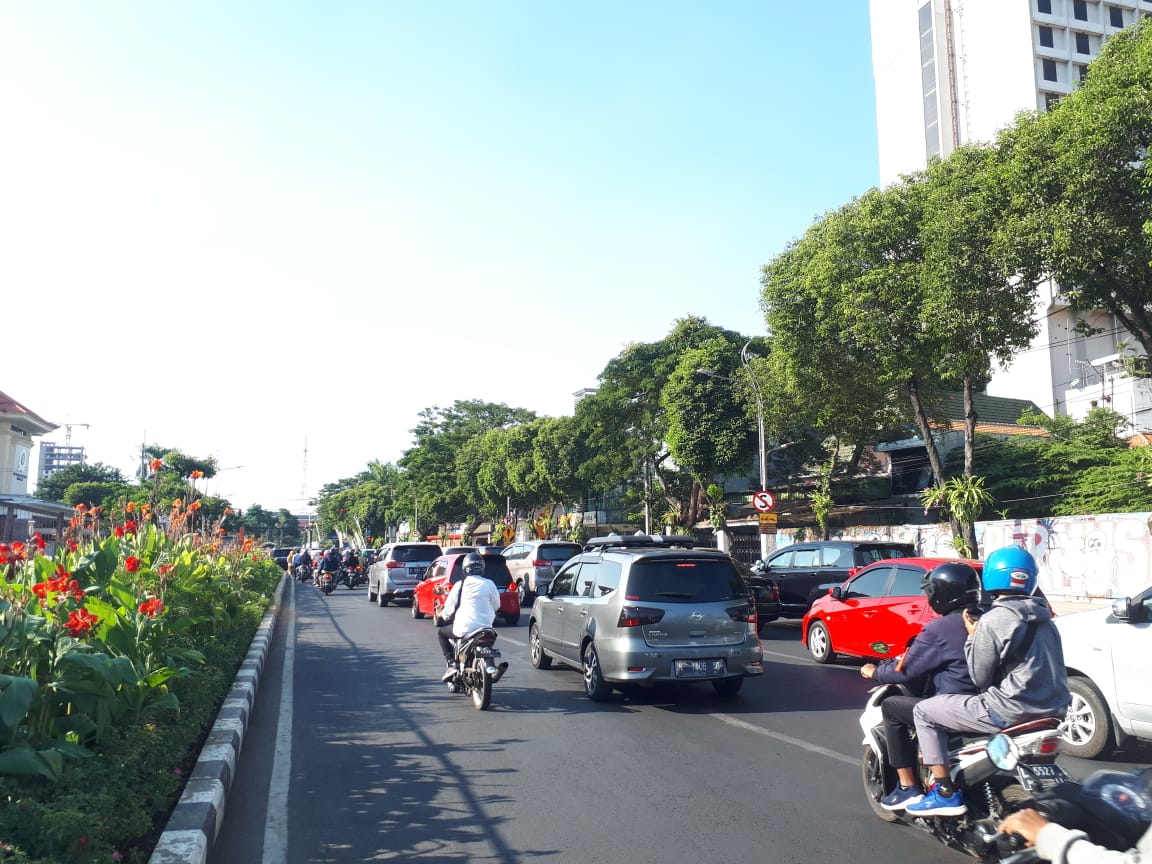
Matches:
[518,582,534,607]
[712,677,743,699]
[503,612,520,626]
[411,600,425,619]
[807,621,834,664]
[378,592,389,608]
[1061,676,1114,759]
[368,588,377,603]
[582,643,613,702]
[861,747,900,823]
[529,623,551,669]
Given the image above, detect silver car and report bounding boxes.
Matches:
[368,542,443,606]
[503,540,583,606]
[528,535,764,700]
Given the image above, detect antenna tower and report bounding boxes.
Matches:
[301,437,309,505]
[63,423,91,445]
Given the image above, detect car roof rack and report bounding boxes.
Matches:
[584,534,698,551]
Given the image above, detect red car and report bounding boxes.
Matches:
[800,557,983,664]
[410,552,522,627]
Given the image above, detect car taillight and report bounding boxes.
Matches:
[385,561,404,569]
[769,584,780,600]
[508,582,516,591]
[530,559,549,568]
[726,602,757,623]
[847,567,860,578]
[617,606,665,627]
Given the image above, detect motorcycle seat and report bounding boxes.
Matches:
[950,716,1062,750]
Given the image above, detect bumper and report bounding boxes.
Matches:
[594,634,765,683]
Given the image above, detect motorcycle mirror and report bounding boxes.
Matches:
[985,733,1020,771]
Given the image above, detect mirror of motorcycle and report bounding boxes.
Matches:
[986,733,1020,771]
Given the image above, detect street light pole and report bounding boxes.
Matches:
[740,341,772,561]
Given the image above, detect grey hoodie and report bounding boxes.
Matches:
[965,595,1071,727]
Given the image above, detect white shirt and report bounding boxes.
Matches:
[443,575,501,637]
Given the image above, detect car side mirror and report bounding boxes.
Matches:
[830,586,844,601]
[1111,596,1135,622]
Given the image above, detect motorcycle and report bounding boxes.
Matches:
[860,683,1067,861]
[320,570,335,595]
[340,565,366,589]
[294,563,313,584]
[446,627,509,710]
[988,733,1151,863]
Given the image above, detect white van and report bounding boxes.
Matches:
[1054,584,1152,758]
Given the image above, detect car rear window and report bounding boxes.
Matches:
[482,557,512,584]
[391,545,442,563]
[624,558,746,603]
[857,545,915,565]
[540,544,581,563]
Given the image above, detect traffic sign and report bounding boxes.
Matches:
[752,490,776,513]
[758,512,778,534]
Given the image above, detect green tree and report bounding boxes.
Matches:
[35,462,126,503]
[61,481,130,509]
[999,19,1152,357]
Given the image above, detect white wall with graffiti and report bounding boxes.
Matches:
[771,512,1152,602]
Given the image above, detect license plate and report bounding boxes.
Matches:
[476,647,500,657]
[1020,763,1070,791]
[409,567,426,578]
[674,658,726,677]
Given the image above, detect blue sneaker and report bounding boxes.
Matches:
[880,785,923,811]
[906,786,966,817]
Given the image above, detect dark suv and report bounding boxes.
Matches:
[528,535,764,701]
[759,540,915,618]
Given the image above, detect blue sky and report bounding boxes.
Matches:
[1,2,879,512]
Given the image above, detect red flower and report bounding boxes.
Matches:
[65,580,85,600]
[158,564,173,577]
[124,520,138,535]
[67,540,78,552]
[114,525,125,538]
[33,532,46,550]
[10,542,26,560]
[65,608,99,636]
[124,556,142,573]
[32,581,50,600]
[138,597,165,617]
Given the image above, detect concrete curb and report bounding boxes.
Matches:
[148,574,288,864]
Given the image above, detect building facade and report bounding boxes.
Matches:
[868,0,1152,430]
[37,441,87,483]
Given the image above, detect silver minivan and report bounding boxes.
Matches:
[368,542,443,606]
[528,535,764,701]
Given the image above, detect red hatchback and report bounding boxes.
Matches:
[410,552,522,627]
[800,557,983,664]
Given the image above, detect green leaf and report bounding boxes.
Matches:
[0,745,63,781]
[0,675,39,730]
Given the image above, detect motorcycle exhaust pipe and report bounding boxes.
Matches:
[488,661,509,683]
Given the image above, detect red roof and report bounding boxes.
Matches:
[0,390,57,432]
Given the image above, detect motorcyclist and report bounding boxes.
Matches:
[908,545,1070,817]
[998,767,1152,863]
[858,561,981,811]
[437,553,500,681]
[292,548,312,581]
[316,546,341,586]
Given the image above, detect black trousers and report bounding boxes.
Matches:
[881,694,921,771]
[437,625,456,663]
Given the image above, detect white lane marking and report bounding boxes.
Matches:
[262,578,294,864]
[713,713,859,766]
[761,648,859,670]
[500,635,527,648]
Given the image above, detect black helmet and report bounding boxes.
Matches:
[921,561,980,615]
[462,553,484,576]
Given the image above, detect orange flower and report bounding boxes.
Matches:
[149,458,163,471]
[125,501,136,513]
[65,608,99,637]
[190,470,204,479]
[172,498,183,508]
[137,597,164,617]
[75,503,88,513]
[190,501,202,511]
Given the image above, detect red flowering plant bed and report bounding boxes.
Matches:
[0,503,281,863]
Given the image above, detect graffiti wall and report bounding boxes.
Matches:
[769,512,1152,601]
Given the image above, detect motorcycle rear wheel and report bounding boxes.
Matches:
[471,657,492,710]
[861,747,900,823]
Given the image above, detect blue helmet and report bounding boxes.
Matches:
[982,546,1038,595]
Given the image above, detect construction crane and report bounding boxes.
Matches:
[63,423,91,445]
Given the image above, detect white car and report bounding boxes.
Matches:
[367,542,443,607]
[1054,584,1152,758]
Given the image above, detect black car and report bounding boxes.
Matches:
[734,560,781,632]
[270,547,294,570]
[757,540,916,618]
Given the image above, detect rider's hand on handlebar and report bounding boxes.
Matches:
[860,663,876,679]
[998,809,1050,846]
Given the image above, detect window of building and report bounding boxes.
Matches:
[1038,0,1052,13]
[1076,32,1091,53]
[1043,58,1058,81]
[1076,63,1090,81]
[918,2,942,158]
[1045,92,1062,111]
[1109,5,1124,26]
[1039,25,1055,47]
[1073,0,1088,20]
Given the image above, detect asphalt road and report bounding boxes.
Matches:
[214,580,1151,864]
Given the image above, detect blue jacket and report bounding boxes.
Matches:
[872,610,978,696]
